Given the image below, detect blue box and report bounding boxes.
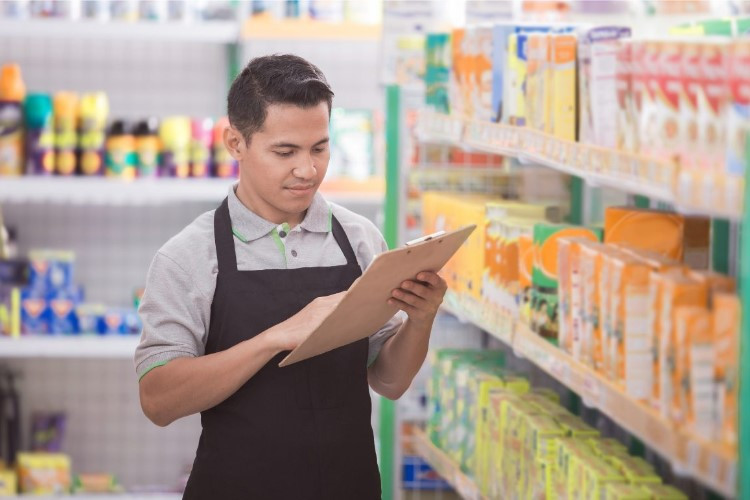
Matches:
[47,287,82,335]
[77,304,107,335]
[21,288,48,334]
[401,455,452,490]
[28,250,75,292]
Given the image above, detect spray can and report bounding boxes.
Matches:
[53,92,78,176]
[78,92,108,176]
[212,117,238,178]
[24,93,55,175]
[0,64,26,176]
[105,120,137,179]
[190,118,213,177]
[159,116,191,178]
[133,118,160,178]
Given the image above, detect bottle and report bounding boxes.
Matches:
[133,118,160,178]
[105,120,137,179]
[0,64,26,176]
[159,116,191,178]
[53,92,78,176]
[24,93,55,175]
[190,118,213,178]
[212,117,238,178]
[78,92,108,175]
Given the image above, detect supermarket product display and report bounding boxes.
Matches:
[426,348,689,499]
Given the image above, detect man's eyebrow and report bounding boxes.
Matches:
[270,137,329,149]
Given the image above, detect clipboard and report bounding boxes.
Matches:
[279,224,476,367]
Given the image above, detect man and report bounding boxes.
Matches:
[135,54,447,499]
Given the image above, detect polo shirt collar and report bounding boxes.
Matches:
[228,184,332,243]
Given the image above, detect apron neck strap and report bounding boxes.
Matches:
[330,215,358,268]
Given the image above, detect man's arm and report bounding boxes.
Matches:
[139,293,344,426]
[368,272,447,400]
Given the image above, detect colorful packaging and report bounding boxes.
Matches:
[686,269,736,298]
[616,40,636,151]
[679,41,701,170]
[53,92,78,176]
[0,63,26,176]
[630,40,647,153]
[449,28,468,119]
[16,452,71,494]
[76,304,107,335]
[604,207,684,261]
[425,32,451,114]
[190,118,213,178]
[27,250,75,292]
[578,27,632,147]
[557,237,594,361]
[639,41,662,158]
[697,40,729,171]
[133,118,160,178]
[492,23,515,123]
[105,120,137,179]
[727,39,750,177]
[656,274,707,416]
[532,223,603,339]
[21,287,48,335]
[523,414,565,500]
[579,243,608,371]
[47,287,81,335]
[608,255,651,398]
[550,32,577,141]
[673,306,714,432]
[526,33,549,133]
[0,469,17,496]
[0,285,21,338]
[605,482,651,499]
[652,41,683,162]
[608,455,660,485]
[507,33,528,126]
[212,117,238,178]
[582,456,627,500]
[641,483,688,499]
[24,93,55,175]
[78,92,109,176]
[713,293,740,447]
[473,25,494,122]
[159,116,191,178]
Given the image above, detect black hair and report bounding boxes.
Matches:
[227,54,334,141]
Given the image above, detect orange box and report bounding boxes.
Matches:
[599,246,631,378]
[673,306,712,426]
[608,254,652,399]
[656,274,708,416]
[713,293,740,448]
[519,231,535,310]
[687,269,736,299]
[557,237,594,358]
[579,242,607,371]
[604,207,685,261]
[617,245,684,273]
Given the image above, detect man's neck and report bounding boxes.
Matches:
[235,183,305,228]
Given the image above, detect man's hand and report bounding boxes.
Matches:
[388,272,447,327]
[265,291,346,352]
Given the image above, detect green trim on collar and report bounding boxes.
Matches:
[327,206,333,232]
[270,228,287,268]
[231,228,249,243]
[138,360,170,382]
[281,222,291,234]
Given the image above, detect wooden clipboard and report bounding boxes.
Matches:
[279,225,476,367]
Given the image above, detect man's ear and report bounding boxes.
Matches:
[223,126,247,160]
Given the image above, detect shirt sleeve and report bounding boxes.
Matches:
[134,251,211,380]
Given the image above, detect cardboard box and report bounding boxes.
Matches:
[0,469,17,496]
[558,237,596,361]
[605,482,651,500]
[640,483,688,499]
[609,255,652,399]
[532,224,603,339]
[425,33,452,114]
[713,292,740,447]
[639,41,663,158]
[686,269,736,298]
[450,28,468,119]
[599,247,634,376]
[524,414,565,500]
[655,274,708,416]
[582,455,627,500]
[604,207,685,261]
[526,33,549,133]
[550,32,578,141]
[679,41,702,170]
[697,40,729,171]
[652,41,683,163]
[630,40,647,153]
[17,453,71,495]
[727,40,750,177]
[507,33,528,126]
[578,243,608,371]
[473,25,494,122]
[616,40,635,151]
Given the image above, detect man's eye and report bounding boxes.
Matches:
[313,148,326,154]
[275,151,294,158]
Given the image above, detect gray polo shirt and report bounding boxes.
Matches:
[135,184,403,379]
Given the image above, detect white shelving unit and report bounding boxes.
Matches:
[8,494,181,500]
[0,335,139,359]
[0,19,240,43]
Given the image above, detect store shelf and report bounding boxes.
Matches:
[416,111,743,221]
[242,18,380,40]
[0,19,240,43]
[440,290,737,498]
[412,427,485,500]
[7,495,181,500]
[0,335,139,358]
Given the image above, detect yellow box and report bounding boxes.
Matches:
[526,33,549,133]
[609,255,652,399]
[604,207,685,261]
[713,293,740,448]
[16,453,71,495]
[524,414,565,499]
[656,274,708,416]
[588,437,629,459]
[641,483,688,499]
[0,469,16,496]
[555,413,600,439]
[563,441,596,499]
[582,454,627,500]
[607,455,661,485]
[550,33,578,141]
[673,306,712,428]
[606,482,652,500]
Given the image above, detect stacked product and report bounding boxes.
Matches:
[426,348,688,500]
[557,207,739,450]
[0,250,141,338]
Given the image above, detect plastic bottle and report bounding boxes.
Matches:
[53,92,78,176]
[133,118,160,178]
[159,116,191,178]
[212,117,238,178]
[78,92,108,176]
[105,120,137,179]
[0,64,26,176]
[190,118,213,178]
[24,93,55,175]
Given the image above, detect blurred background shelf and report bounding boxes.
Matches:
[0,19,240,43]
[7,495,181,499]
[0,336,139,359]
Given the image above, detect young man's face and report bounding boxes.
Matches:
[226,101,330,225]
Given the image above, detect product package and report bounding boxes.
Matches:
[425,33,452,114]
[550,32,578,141]
[604,207,685,261]
[713,293,740,447]
[16,452,71,495]
[727,39,750,178]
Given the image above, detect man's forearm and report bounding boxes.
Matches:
[139,330,282,426]
[368,317,433,400]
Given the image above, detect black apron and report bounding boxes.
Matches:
[183,198,381,500]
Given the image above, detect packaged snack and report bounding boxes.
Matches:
[0,469,17,495]
[133,118,160,177]
[27,250,75,293]
[473,25,494,122]
[579,243,608,371]
[21,287,47,335]
[581,454,627,500]
[713,293,740,447]
[550,32,577,140]
[605,482,651,499]
[72,473,124,494]
[76,304,107,335]
[609,254,651,398]
[425,32,451,114]
[727,40,750,177]
[557,237,594,360]
[524,414,565,500]
[78,92,109,176]
[16,452,71,495]
[105,120,137,179]
[30,412,66,452]
[696,40,729,171]
[47,287,81,335]
[604,207,684,261]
